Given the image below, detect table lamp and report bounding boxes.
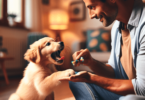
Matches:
[49,9,69,41]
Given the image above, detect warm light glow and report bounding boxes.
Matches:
[49,9,69,30]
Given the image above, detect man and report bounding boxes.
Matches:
[60,0,145,100]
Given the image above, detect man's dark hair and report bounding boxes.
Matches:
[101,0,106,2]
[91,0,106,3]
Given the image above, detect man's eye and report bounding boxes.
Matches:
[89,6,94,10]
[46,42,51,46]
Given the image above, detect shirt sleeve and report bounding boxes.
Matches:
[132,25,145,96]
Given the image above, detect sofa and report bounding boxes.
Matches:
[71,28,111,72]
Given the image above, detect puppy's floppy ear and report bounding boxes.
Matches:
[24,37,51,63]
[24,47,41,63]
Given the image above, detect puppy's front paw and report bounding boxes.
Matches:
[55,69,75,80]
[64,69,75,77]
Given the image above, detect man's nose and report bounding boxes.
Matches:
[90,14,96,19]
[89,10,96,19]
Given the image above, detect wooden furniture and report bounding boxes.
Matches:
[0,56,14,85]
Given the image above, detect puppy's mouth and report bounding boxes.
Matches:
[51,50,64,63]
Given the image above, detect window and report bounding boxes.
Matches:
[0,0,24,28]
[7,0,22,22]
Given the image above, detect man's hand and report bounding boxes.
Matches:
[73,49,115,78]
[59,71,94,83]
[72,49,93,67]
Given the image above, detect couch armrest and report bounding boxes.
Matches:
[90,52,110,63]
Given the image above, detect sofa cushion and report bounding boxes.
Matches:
[86,28,111,52]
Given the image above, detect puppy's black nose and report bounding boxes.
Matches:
[59,42,64,46]
[59,42,64,50]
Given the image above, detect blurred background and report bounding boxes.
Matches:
[0,0,113,99]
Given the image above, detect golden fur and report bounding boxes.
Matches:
[9,37,75,100]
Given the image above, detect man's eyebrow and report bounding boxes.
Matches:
[87,5,92,8]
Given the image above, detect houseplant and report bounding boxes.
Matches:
[7,14,17,27]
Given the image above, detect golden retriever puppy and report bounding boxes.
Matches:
[9,37,75,100]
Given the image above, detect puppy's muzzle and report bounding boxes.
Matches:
[51,41,65,64]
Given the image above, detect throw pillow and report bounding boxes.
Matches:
[86,28,111,52]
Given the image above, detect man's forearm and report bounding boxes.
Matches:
[90,74,135,95]
[89,59,115,78]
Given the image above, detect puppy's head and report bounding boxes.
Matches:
[24,37,64,65]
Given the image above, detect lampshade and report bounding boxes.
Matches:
[49,9,69,30]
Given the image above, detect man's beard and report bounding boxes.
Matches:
[101,10,118,27]
[102,15,116,27]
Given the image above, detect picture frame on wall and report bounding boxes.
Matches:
[69,1,86,21]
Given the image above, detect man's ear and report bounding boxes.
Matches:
[24,47,41,63]
[110,0,116,3]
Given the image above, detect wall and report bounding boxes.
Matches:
[0,26,30,69]
[40,0,113,43]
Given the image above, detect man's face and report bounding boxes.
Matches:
[83,0,118,27]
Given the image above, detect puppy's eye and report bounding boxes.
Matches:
[46,42,51,46]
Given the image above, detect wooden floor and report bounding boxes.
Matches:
[0,77,21,100]
[0,76,75,100]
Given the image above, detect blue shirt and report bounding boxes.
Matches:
[108,0,145,96]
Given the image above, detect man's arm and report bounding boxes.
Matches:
[90,73,135,95]
[61,71,135,96]
[131,26,145,96]
[88,58,115,78]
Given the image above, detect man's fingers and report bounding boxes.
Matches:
[76,49,89,60]
[70,71,87,78]
[73,49,85,60]
[76,71,87,75]
[73,51,81,59]
[70,74,85,82]
[74,62,82,67]
[78,49,89,58]
[76,51,84,60]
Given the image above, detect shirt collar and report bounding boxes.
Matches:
[127,0,143,29]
